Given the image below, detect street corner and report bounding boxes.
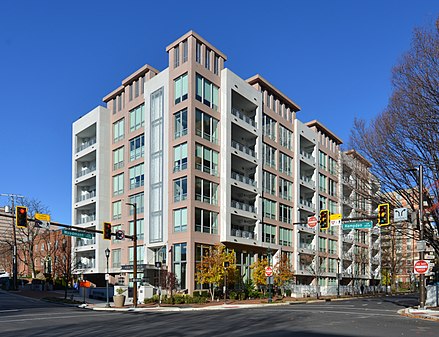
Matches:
[398,307,439,322]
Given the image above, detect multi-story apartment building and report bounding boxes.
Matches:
[71,31,381,295]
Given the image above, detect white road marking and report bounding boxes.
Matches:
[0,313,114,323]
[0,310,19,313]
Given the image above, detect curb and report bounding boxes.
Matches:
[398,308,439,322]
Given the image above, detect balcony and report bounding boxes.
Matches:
[343,234,354,243]
[77,214,96,224]
[231,172,256,187]
[174,162,188,173]
[76,166,96,178]
[76,262,95,270]
[300,150,315,162]
[299,243,316,254]
[195,163,218,176]
[231,140,256,158]
[76,191,96,203]
[75,238,96,247]
[76,137,96,153]
[231,107,256,128]
[231,228,257,240]
[174,128,188,139]
[299,198,315,210]
[231,200,256,213]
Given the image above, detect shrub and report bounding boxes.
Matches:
[229,291,237,300]
[285,289,292,297]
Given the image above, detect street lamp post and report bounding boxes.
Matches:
[267,247,272,303]
[336,257,340,298]
[417,165,426,309]
[105,248,110,308]
[126,202,138,308]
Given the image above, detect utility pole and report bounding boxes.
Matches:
[418,165,426,309]
[1,193,24,291]
[126,202,138,308]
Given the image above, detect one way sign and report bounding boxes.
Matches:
[394,208,408,222]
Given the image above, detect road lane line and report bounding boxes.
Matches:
[0,313,116,323]
[0,310,19,313]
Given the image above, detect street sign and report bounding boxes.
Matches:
[342,221,373,230]
[35,213,50,229]
[330,213,342,226]
[416,240,427,252]
[394,208,408,222]
[105,273,109,281]
[265,266,273,277]
[115,229,125,240]
[129,278,142,282]
[307,216,318,228]
[121,264,148,270]
[62,229,93,239]
[414,260,429,274]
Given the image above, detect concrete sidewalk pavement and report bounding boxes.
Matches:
[398,307,439,322]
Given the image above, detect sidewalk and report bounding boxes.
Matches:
[398,307,439,322]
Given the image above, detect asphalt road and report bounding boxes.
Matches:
[0,292,437,337]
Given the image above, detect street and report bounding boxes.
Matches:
[0,292,437,336]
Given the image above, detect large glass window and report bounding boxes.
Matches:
[174,109,187,139]
[262,143,276,168]
[173,208,187,232]
[174,73,188,105]
[129,134,144,161]
[196,42,201,63]
[182,40,188,63]
[129,218,144,240]
[279,178,293,201]
[195,109,219,143]
[263,171,276,195]
[319,174,327,193]
[129,104,145,132]
[319,151,327,170]
[195,208,218,234]
[129,163,144,189]
[174,143,188,172]
[263,114,276,141]
[279,203,292,224]
[174,45,180,68]
[113,118,125,143]
[329,157,337,175]
[173,243,187,289]
[112,248,121,268]
[195,177,218,205]
[112,201,121,220]
[263,224,276,244]
[263,198,276,219]
[279,152,292,176]
[113,147,124,170]
[128,245,144,265]
[205,48,210,70]
[279,125,292,150]
[113,173,124,196]
[129,193,144,214]
[279,227,292,246]
[328,179,336,196]
[174,177,188,202]
[195,144,218,176]
[195,74,219,111]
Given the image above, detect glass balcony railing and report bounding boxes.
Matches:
[299,243,315,251]
[75,238,96,247]
[195,163,218,176]
[231,108,257,128]
[299,199,315,209]
[231,228,257,240]
[113,161,124,170]
[174,162,188,172]
[300,150,315,162]
[231,172,256,187]
[174,128,188,139]
[300,176,315,186]
[76,137,96,153]
[231,200,256,213]
[76,166,96,178]
[77,215,96,224]
[76,191,96,202]
[231,140,256,158]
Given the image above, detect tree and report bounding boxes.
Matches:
[250,257,268,291]
[195,244,236,301]
[273,253,295,295]
[350,17,439,255]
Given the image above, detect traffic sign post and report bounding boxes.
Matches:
[414,260,429,275]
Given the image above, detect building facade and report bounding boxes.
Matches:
[71,31,381,295]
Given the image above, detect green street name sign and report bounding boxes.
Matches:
[342,221,373,230]
[62,229,93,239]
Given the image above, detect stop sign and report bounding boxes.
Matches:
[265,266,273,277]
[414,260,429,274]
[308,216,318,228]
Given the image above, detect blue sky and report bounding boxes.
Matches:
[1,0,438,224]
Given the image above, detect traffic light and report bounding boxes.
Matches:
[378,203,390,226]
[16,206,28,228]
[319,209,330,230]
[103,222,112,240]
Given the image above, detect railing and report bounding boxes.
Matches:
[130,180,144,190]
[195,193,217,205]
[76,166,96,178]
[77,215,96,224]
[300,150,315,161]
[231,140,256,158]
[76,238,96,247]
[129,206,144,215]
[76,191,96,202]
[301,176,315,186]
[231,200,256,213]
[196,129,218,144]
[174,194,188,202]
[76,137,96,153]
[231,107,257,128]
[231,172,256,187]
[231,228,256,240]
[299,243,315,251]
[77,263,95,269]
[174,128,188,139]
[195,163,218,176]
[113,161,124,170]
[343,235,355,242]
[300,199,315,209]
[174,162,188,172]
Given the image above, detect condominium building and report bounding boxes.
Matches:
[71,31,381,294]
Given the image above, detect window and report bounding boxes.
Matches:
[112,249,121,268]
[319,174,327,193]
[195,177,218,205]
[174,45,180,68]
[329,199,337,214]
[263,224,276,244]
[279,178,292,201]
[174,177,188,202]
[129,104,145,132]
[113,147,124,170]
[129,193,144,214]
[328,240,337,254]
[173,243,187,289]
[195,244,212,289]
[129,245,144,265]
[113,173,124,196]
[129,163,144,189]
[319,195,327,210]
[113,118,125,142]
[279,152,292,176]
[279,227,292,246]
[173,208,187,232]
[263,115,276,141]
[279,203,292,224]
[263,198,276,219]
[182,40,188,63]
[195,109,219,143]
[112,201,121,220]
[195,208,218,234]
[174,143,188,172]
[279,125,292,150]
[205,48,210,70]
[112,98,117,114]
[196,42,201,63]
[329,157,337,175]
[174,109,188,139]
[129,84,133,101]
[319,151,327,170]
[214,55,219,75]
[262,143,276,168]
[328,179,336,197]
[129,134,144,161]
[135,80,139,98]
[195,144,218,176]
[129,218,144,240]
[195,74,219,111]
[174,73,188,104]
[319,237,327,252]
[263,171,276,195]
